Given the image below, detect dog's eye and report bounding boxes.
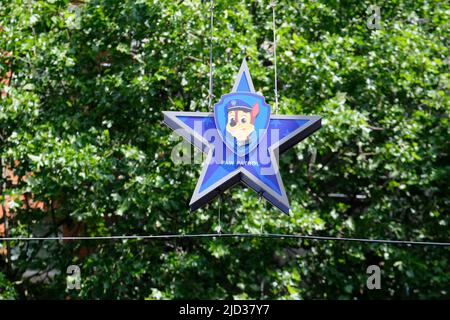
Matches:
[240,116,247,124]
[229,118,236,127]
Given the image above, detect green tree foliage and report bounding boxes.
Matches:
[0,0,449,299]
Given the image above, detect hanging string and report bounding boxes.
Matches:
[259,192,264,234]
[263,195,267,234]
[208,0,215,111]
[217,193,222,234]
[271,0,279,114]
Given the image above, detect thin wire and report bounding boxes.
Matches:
[1,233,449,246]
[271,0,279,114]
[217,193,222,235]
[208,0,214,111]
[259,193,264,234]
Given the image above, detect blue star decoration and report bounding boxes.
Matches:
[163,59,321,214]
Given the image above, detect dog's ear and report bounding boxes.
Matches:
[250,102,260,123]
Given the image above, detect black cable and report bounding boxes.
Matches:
[1,233,449,247]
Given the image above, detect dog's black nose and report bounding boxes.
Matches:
[230,119,237,127]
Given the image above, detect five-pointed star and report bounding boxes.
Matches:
[163,59,321,214]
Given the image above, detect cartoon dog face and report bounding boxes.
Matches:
[226,102,260,144]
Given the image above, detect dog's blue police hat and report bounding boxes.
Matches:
[227,99,252,112]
